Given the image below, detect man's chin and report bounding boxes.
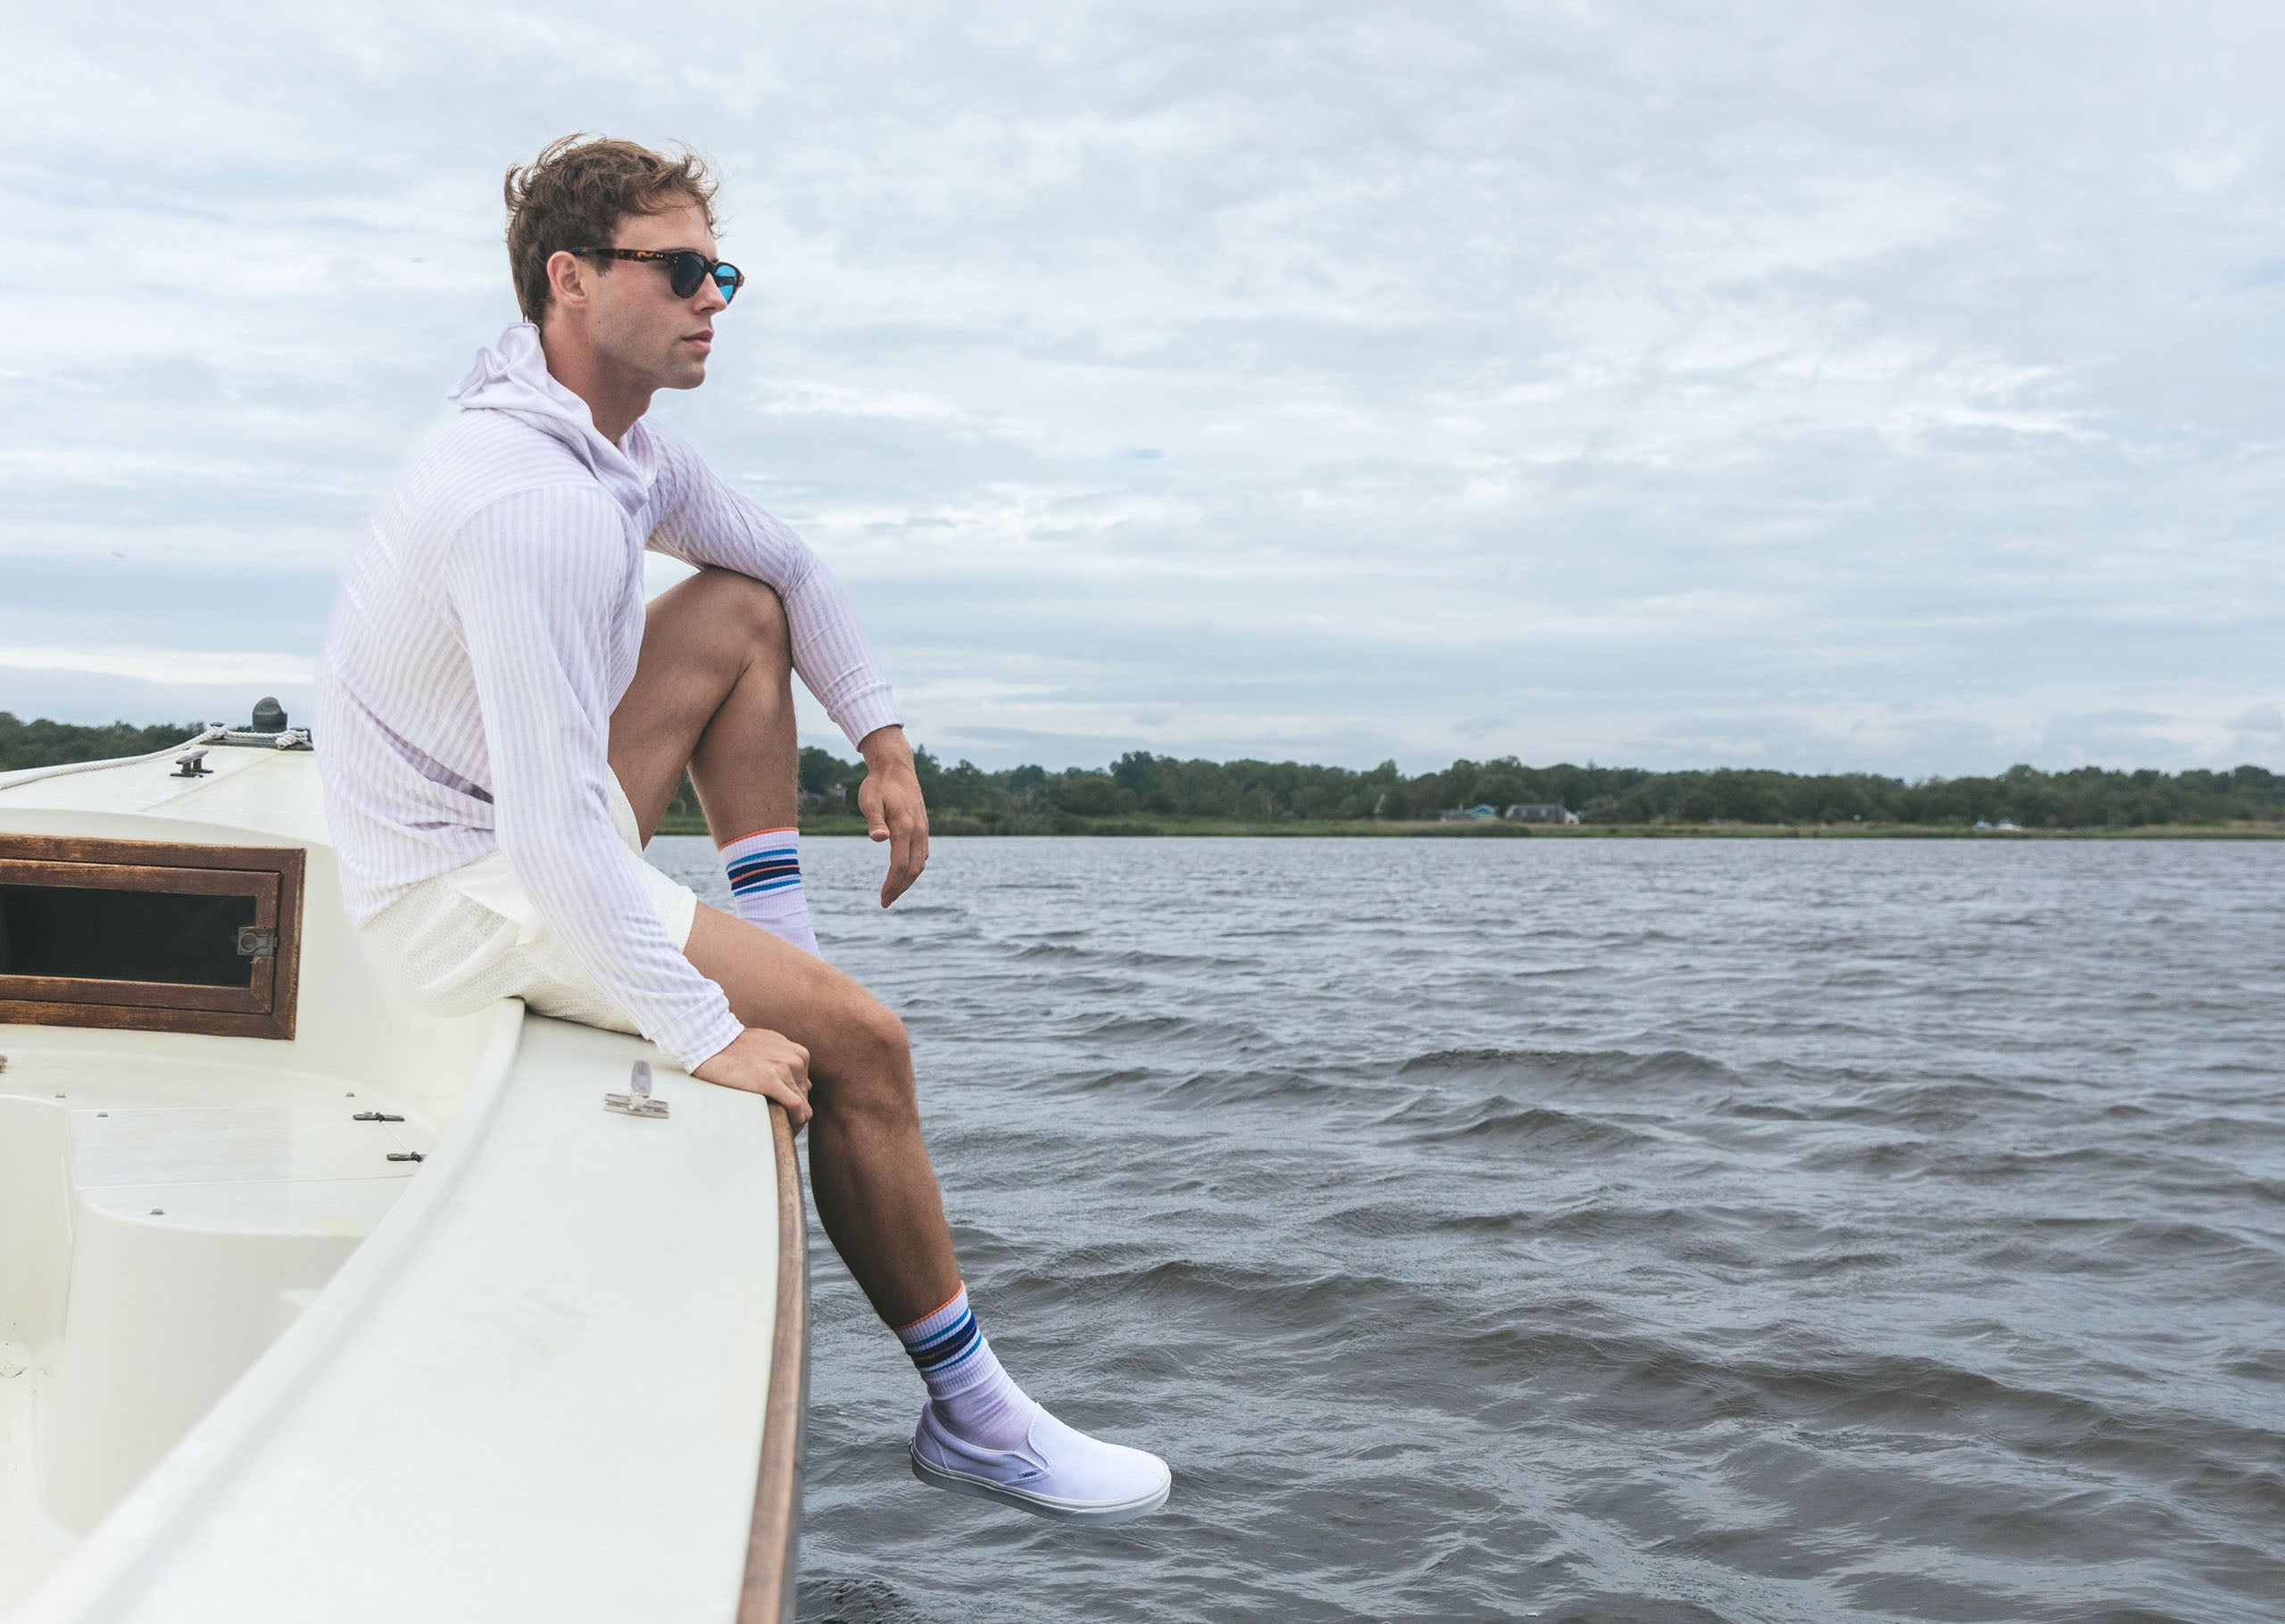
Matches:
[653,350,710,391]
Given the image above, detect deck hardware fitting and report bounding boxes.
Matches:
[386,1151,425,1164]
[237,926,279,958]
[605,1058,669,1119]
[170,748,212,778]
[149,1209,164,1216]
[353,1111,405,1123]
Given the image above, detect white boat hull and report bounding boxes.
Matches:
[0,735,804,1621]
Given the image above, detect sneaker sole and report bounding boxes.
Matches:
[909,1445,1171,1525]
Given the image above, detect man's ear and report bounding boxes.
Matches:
[545,249,589,312]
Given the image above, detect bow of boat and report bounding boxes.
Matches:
[0,736,805,1622]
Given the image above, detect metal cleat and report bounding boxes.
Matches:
[605,1059,669,1119]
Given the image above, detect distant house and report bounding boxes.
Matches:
[1439,804,1501,822]
[1505,802,1580,824]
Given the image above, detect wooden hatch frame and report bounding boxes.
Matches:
[0,833,306,1040]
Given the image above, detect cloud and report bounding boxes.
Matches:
[0,668,310,734]
[2231,704,2285,755]
[3,2,2281,775]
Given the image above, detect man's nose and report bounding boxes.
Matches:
[694,278,728,315]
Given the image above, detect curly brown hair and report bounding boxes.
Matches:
[503,134,719,324]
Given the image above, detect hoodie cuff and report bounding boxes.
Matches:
[671,1008,749,1077]
[834,687,903,752]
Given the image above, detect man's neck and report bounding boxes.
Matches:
[536,325,651,443]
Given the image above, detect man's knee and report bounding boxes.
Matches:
[695,568,787,652]
[852,997,911,1079]
[820,997,916,1123]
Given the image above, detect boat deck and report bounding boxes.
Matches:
[0,1045,431,1616]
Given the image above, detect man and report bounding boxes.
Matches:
[314,135,1168,1524]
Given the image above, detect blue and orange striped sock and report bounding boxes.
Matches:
[894,1284,1037,1452]
[719,826,819,957]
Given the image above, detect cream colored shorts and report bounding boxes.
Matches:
[358,776,701,1036]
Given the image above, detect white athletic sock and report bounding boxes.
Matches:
[894,1284,1039,1453]
[719,826,819,956]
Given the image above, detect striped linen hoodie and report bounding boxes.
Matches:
[314,323,900,1069]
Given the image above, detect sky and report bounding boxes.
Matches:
[2,1,2280,777]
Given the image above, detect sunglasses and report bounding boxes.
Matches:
[569,246,744,303]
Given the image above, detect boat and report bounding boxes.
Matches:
[0,708,806,1622]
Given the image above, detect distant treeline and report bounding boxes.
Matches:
[0,714,195,771]
[8,712,2279,829]
[776,746,2285,830]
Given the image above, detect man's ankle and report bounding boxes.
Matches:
[893,1283,1040,1454]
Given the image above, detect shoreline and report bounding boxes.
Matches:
[653,814,2285,841]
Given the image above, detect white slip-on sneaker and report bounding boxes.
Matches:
[909,1402,1172,1525]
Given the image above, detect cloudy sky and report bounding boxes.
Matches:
[4,2,2280,775]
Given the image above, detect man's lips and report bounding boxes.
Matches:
[683,330,713,349]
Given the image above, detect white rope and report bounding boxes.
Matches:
[215,727,313,750]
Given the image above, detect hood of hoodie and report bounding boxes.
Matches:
[448,323,657,518]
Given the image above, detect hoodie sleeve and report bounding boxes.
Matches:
[644,430,902,749]
[444,485,745,1073]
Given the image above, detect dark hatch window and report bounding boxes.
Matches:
[0,835,303,1040]
[0,884,259,987]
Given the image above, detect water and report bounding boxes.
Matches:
[649,836,2285,1624]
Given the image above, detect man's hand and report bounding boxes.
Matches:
[692,1027,813,1130]
[857,725,931,907]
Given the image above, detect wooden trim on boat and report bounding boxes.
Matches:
[0,835,304,1040]
[737,1102,809,1623]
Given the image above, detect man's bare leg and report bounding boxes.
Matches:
[687,908,960,1322]
[609,568,1170,1520]
[609,568,957,1323]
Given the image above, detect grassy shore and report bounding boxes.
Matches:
[654,812,2285,841]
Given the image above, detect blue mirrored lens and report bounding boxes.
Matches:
[712,265,741,303]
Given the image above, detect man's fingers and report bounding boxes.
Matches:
[876,801,930,907]
[768,1070,811,1127]
[714,1066,809,1128]
[880,824,906,905]
[860,776,891,842]
[880,821,925,906]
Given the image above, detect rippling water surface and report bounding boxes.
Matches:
[651,835,2285,1624]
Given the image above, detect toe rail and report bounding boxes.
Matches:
[737,1103,809,1623]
